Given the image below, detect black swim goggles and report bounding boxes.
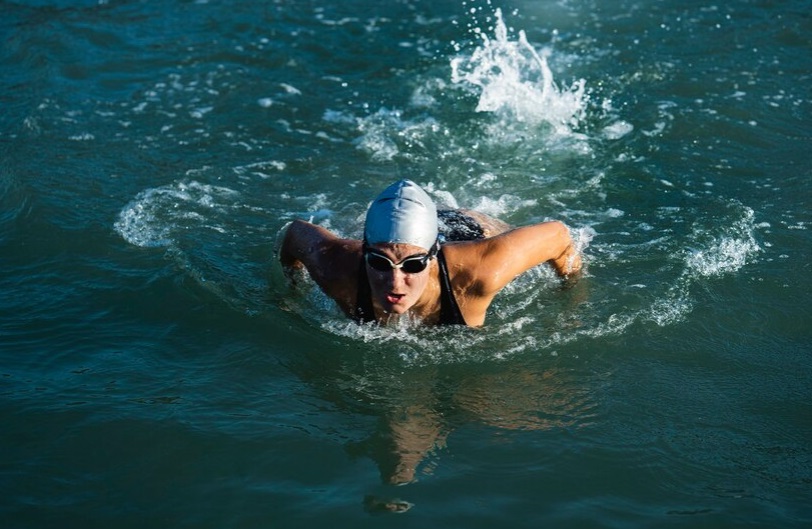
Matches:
[363,241,439,274]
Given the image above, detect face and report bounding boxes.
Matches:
[364,242,434,315]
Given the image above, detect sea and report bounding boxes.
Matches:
[1,0,810,527]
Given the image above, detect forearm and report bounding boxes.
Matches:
[477,220,582,293]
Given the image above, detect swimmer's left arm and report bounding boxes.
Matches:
[549,237,582,279]
[517,220,581,277]
[477,221,581,292]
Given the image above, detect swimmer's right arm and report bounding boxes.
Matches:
[279,220,362,305]
[279,220,335,270]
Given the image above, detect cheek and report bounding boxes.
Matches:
[366,270,391,291]
[367,270,428,295]
[404,273,429,295]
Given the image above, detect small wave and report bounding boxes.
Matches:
[644,204,761,326]
[115,177,279,316]
[114,180,239,248]
[686,207,761,277]
[0,173,33,242]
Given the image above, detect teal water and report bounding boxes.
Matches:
[1,0,810,526]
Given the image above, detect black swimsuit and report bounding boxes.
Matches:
[355,248,467,326]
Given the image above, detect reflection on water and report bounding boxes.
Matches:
[294,348,599,486]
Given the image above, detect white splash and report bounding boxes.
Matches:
[115,180,238,248]
[450,8,587,133]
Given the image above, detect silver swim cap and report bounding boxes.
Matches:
[364,180,438,250]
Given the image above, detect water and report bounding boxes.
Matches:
[2,0,810,526]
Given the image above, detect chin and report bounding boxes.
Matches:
[382,300,413,315]
[387,305,410,315]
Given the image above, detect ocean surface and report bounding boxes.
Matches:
[2,0,810,526]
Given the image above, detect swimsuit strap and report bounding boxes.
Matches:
[355,248,467,326]
[437,249,467,325]
[355,257,376,323]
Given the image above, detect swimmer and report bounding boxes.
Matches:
[279,179,581,326]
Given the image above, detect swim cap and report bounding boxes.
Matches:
[364,180,438,250]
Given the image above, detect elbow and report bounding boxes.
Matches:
[278,221,302,267]
[552,223,582,277]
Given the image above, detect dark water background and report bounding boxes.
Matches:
[2,0,811,527]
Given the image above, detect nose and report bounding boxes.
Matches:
[385,268,408,289]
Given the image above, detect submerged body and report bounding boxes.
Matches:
[279,180,582,327]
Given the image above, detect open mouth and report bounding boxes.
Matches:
[386,293,406,305]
